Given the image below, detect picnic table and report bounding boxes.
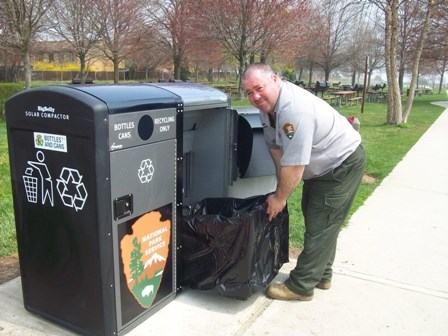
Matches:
[333,91,357,106]
[366,91,387,103]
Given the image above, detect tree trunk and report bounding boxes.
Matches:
[173,48,183,80]
[23,50,32,89]
[260,50,267,64]
[298,67,303,81]
[114,57,119,84]
[398,64,405,92]
[439,67,445,94]
[385,0,402,124]
[308,65,313,86]
[207,68,213,82]
[249,53,255,64]
[402,0,435,123]
[80,53,87,84]
[368,68,374,88]
[237,57,245,101]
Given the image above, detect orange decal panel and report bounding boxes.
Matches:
[120,211,171,308]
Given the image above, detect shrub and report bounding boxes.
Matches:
[0,83,23,119]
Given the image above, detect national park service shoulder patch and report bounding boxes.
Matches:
[282,122,295,139]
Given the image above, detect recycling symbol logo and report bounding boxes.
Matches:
[138,159,155,183]
[56,168,88,211]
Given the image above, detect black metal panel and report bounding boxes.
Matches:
[6,87,115,335]
[5,84,183,335]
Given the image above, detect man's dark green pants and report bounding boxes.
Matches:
[285,144,367,296]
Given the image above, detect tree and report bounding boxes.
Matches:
[401,0,436,123]
[250,0,311,65]
[192,0,309,99]
[125,29,171,82]
[369,0,436,124]
[395,1,436,93]
[433,55,448,93]
[382,0,402,124]
[192,0,261,92]
[364,29,386,88]
[422,1,448,93]
[0,22,22,82]
[350,8,385,88]
[294,16,326,85]
[311,0,360,81]
[186,31,228,83]
[96,0,147,83]
[146,0,192,80]
[45,0,103,83]
[0,0,55,88]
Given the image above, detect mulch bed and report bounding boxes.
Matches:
[0,254,20,284]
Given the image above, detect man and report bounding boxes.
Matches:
[242,63,366,301]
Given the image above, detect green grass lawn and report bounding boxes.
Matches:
[0,124,15,257]
[0,92,446,257]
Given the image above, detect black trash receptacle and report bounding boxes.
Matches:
[5,84,183,335]
[182,194,289,300]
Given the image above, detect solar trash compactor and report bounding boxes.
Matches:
[6,83,287,335]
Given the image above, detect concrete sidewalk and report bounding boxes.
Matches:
[239,105,448,336]
[1,106,447,336]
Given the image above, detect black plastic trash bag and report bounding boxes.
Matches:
[181,194,289,300]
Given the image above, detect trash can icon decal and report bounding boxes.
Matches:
[22,151,54,206]
[120,211,171,308]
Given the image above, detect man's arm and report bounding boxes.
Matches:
[269,148,282,180]
[267,148,305,221]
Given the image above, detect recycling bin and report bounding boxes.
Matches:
[6,82,281,335]
[6,84,184,335]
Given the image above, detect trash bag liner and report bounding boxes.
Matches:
[182,193,289,300]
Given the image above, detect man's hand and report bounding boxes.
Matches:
[266,193,287,221]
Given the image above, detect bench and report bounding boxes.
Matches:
[348,97,363,106]
[71,78,94,84]
[323,95,340,106]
